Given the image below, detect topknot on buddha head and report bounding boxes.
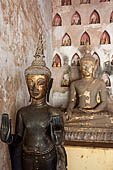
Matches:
[80,43,96,65]
[24,33,51,80]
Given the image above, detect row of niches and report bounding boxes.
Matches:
[52,53,113,88]
[52,11,113,26]
[58,31,110,46]
[61,0,110,6]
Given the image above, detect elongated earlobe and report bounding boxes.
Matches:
[47,78,53,102]
[29,96,31,102]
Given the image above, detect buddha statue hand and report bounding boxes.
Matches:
[0,113,12,144]
[66,106,73,121]
[50,115,64,146]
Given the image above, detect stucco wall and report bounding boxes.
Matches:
[51,0,113,108]
[0,0,52,169]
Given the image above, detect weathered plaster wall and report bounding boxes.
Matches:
[51,0,113,108]
[51,1,113,170]
[0,0,52,169]
[37,0,53,68]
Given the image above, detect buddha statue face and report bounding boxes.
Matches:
[26,74,49,100]
[80,60,95,78]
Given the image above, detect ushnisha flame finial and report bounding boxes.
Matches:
[24,33,51,79]
[80,42,96,63]
[85,42,91,54]
[34,33,44,58]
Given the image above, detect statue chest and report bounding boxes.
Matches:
[22,107,51,130]
[77,85,100,107]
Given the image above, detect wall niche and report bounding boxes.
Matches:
[61,0,71,6]
[102,72,111,87]
[71,11,81,25]
[80,32,90,45]
[71,53,80,66]
[52,54,62,67]
[52,13,62,26]
[93,52,100,66]
[110,11,113,23]
[80,0,90,4]
[90,10,100,24]
[100,31,111,45]
[111,55,113,65]
[62,33,71,46]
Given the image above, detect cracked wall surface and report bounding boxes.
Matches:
[0,0,52,169]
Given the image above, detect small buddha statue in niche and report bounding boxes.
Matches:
[0,34,67,170]
[102,72,111,87]
[62,33,71,46]
[52,54,62,68]
[100,31,110,45]
[66,49,107,119]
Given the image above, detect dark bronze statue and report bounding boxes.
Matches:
[65,45,113,145]
[0,34,67,170]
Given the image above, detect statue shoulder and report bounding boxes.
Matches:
[96,78,106,88]
[17,105,31,115]
[48,106,63,117]
[70,80,78,88]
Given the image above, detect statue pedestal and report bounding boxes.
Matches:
[65,146,113,170]
[64,111,113,147]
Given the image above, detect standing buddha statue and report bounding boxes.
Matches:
[0,34,67,170]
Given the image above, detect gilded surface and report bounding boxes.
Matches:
[1,36,67,170]
[65,47,113,146]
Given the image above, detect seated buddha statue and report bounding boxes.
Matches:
[67,51,107,119]
[65,47,113,144]
[0,34,67,170]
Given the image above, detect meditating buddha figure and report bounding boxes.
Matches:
[65,46,113,143]
[67,51,107,120]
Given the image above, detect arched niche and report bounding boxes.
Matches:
[102,72,111,87]
[93,52,100,66]
[90,10,100,24]
[71,53,80,66]
[52,13,62,26]
[80,32,90,45]
[62,33,71,46]
[110,11,113,23]
[71,11,81,25]
[52,54,62,67]
[111,55,113,65]
[100,31,111,45]
[80,0,90,4]
[61,0,71,6]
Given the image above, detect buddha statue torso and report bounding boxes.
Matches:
[0,34,67,170]
[16,104,54,154]
[73,78,106,110]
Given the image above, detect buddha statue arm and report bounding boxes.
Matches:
[15,110,24,139]
[0,112,23,145]
[0,113,13,144]
[80,101,107,113]
[50,107,64,146]
[66,82,76,118]
[80,80,107,113]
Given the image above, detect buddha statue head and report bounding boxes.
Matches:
[80,45,97,79]
[24,33,51,104]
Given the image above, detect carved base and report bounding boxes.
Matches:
[64,111,113,146]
